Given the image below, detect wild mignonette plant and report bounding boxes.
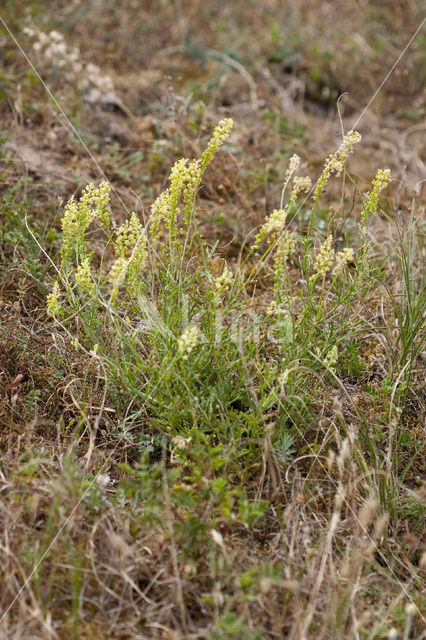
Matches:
[47,120,391,471]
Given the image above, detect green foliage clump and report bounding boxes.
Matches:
[47,119,392,480]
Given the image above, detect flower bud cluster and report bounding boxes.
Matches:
[75,256,95,296]
[254,208,288,249]
[150,120,232,242]
[178,326,200,360]
[214,265,233,293]
[323,345,338,373]
[335,130,362,167]
[313,130,362,201]
[313,234,335,277]
[61,182,111,264]
[332,247,354,276]
[150,158,191,240]
[289,176,312,205]
[80,181,111,228]
[47,281,62,318]
[109,257,129,301]
[362,168,392,223]
[274,232,298,276]
[312,236,355,279]
[281,154,301,194]
[113,212,147,297]
[200,118,233,170]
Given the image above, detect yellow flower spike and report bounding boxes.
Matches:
[253,208,288,249]
[213,264,233,293]
[363,168,392,224]
[150,158,188,240]
[313,130,361,202]
[109,256,129,301]
[289,176,312,206]
[75,256,95,296]
[113,212,147,297]
[313,234,335,277]
[332,247,354,276]
[323,345,338,373]
[149,120,232,243]
[200,118,233,170]
[61,181,111,264]
[47,280,62,318]
[178,325,200,360]
[274,231,298,277]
